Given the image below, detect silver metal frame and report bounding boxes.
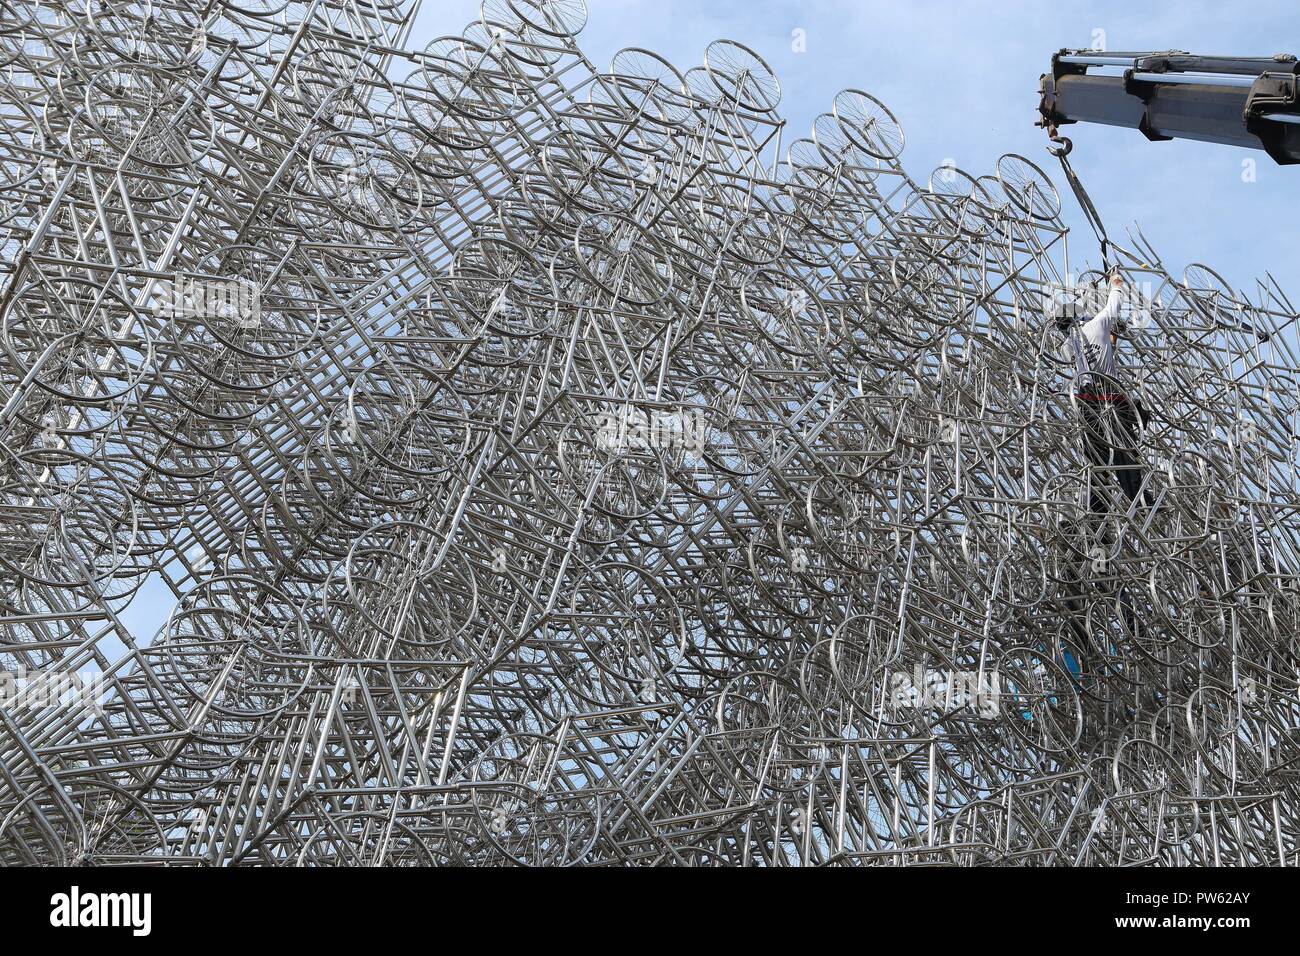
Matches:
[1,0,1299,867]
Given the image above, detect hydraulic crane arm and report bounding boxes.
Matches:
[1038,50,1300,164]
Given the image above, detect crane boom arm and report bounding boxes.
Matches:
[1038,50,1300,164]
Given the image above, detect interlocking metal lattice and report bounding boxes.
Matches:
[3,0,1300,866]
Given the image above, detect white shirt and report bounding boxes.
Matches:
[1070,287,1122,391]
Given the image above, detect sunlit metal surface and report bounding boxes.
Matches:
[2,0,1300,866]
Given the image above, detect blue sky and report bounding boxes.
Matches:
[414,0,1298,295]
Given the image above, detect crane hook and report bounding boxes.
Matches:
[1046,127,1073,157]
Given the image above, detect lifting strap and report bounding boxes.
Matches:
[1047,133,1111,272]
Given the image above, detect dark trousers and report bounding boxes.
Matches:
[1061,395,1150,688]
[1077,394,1150,513]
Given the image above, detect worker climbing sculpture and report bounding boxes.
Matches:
[1,0,1299,866]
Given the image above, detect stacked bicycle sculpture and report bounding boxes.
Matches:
[2,0,1299,866]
